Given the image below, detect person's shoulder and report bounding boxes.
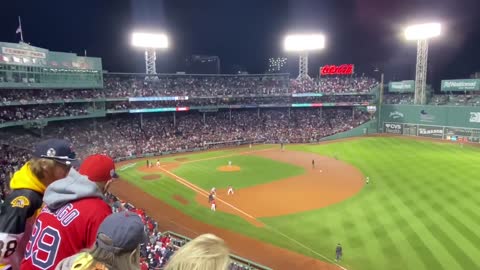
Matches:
[71,197,111,213]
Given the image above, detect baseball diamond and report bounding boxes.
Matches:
[110,136,480,270]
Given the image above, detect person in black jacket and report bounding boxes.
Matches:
[0,139,77,270]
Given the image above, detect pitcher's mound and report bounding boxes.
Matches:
[142,174,161,181]
[217,165,241,172]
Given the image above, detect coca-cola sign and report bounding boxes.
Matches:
[320,64,354,75]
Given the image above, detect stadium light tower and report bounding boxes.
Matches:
[404,23,441,104]
[284,34,325,80]
[131,32,169,79]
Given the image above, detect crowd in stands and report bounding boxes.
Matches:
[383,94,415,105]
[0,108,370,161]
[429,94,480,106]
[384,93,480,106]
[103,75,290,97]
[0,75,377,105]
[290,77,378,94]
[0,145,29,201]
[0,104,90,123]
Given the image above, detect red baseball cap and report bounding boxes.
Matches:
[79,154,119,182]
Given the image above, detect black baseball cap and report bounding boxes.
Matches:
[33,139,78,166]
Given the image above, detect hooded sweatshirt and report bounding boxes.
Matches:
[21,169,112,270]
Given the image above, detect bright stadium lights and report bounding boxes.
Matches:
[283,34,326,80]
[284,34,325,52]
[404,22,441,105]
[404,23,441,41]
[131,32,169,49]
[131,32,169,79]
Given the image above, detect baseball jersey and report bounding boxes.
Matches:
[0,189,43,270]
[20,198,111,270]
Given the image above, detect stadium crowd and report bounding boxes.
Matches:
[0,75,377,105]
[0,108,370,160]
[0,104,90,123]
[290,76,378,94]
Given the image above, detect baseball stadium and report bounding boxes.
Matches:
[1,3,480,270]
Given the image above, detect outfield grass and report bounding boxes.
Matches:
[120,138,480,270]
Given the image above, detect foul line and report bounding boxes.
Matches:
[156,156,348,270]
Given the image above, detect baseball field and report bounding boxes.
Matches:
[110,136,480,270]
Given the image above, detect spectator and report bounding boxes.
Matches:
[21,154,117,270]
[164,234,230,270]
[56,211,147,270]
[0,139,77,270]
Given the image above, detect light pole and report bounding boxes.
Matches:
[284,34,325,80]
[131,32,169,80]
[404,23,441,104]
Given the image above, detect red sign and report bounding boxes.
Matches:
[320,64,354,75]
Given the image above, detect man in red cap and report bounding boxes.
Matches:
[21,154,118,270]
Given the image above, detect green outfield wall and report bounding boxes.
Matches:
[380,104,480,143]
[380,104,480,128]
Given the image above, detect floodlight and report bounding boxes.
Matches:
[283,33,326,80]
[131,32,169,49]
[404,22,441,105]
[284,34,325,52]
[404,23,441,41]
[131,31,170,78]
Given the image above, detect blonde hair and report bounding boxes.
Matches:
[68,252,109,270]
[86,234,140,270]
[164,234,230,270]
[28,158,58,180]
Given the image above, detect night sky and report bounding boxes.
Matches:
[2,0,480,84]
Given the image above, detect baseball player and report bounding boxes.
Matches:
[335,243,343,262]
[227,185,234,195]
[208,193,214,204]
[366,176,370,184]
[228,161,232,167]
[210,187,216,195]
[312,159,315,169]
[210,199,216,211]
[156,159,161,167]
[0,139,77,270]
[21,154,116,270]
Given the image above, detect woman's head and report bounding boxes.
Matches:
[85,212,147,270]
[164,234,230,270]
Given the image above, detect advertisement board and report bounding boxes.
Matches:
[441,79,480,92]
[320,64,354,76]
[417,125,444,138]
[388,80,415,92]
[384,123,403,134]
